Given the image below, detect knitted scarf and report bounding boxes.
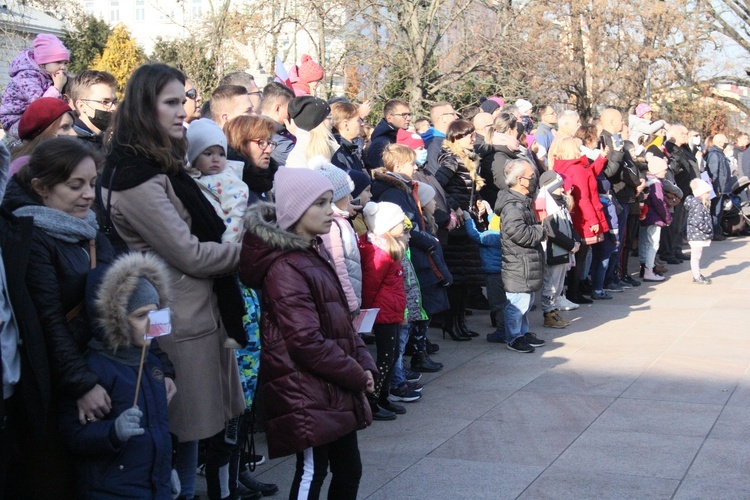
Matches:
[13,205,98,243]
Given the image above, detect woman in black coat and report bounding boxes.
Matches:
[2,138,116,497]
[435,120,486,341]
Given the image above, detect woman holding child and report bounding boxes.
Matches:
[101,63,245,499]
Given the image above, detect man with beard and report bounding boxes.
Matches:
[69,70,118,147]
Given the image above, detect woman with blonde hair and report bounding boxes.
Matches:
[331,101,365,172]
[286,96,338,167]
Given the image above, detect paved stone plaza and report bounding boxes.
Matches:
[223,237,750,499]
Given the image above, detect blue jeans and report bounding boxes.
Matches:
[390,324,411,388]
[605,203,629,284]
[591,236,616,292]
[639,225,661,269]
[175,440,199,499]
[504,292,534,343]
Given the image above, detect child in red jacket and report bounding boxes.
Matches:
[359,201,407,421]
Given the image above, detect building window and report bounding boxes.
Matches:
[192,0,201,18]
[136,0,145,20]
[84,1,93,14]
[110,0,119,21]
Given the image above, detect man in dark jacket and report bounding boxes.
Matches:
[494,159,546,353]
[706,133,734,238]
[424,102,458,175]
[600,108,645,288]
[69,70,118,148]
[259,82,296,167]
[364,99,411,170]
[665,124,698,259]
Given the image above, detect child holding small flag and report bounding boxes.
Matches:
[60,252,176,499]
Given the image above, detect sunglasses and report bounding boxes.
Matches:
[186,88,198,100]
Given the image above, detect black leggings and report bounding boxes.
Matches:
[372,323,400,406]
[566,243,590,298]
[289,430,362,500]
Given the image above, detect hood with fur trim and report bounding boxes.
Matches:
[443,140,485,190]
[240,202,316,289]
[92,252,171,351]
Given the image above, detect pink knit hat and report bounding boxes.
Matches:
[636,103,652,118]
[690,178,712,197]
[33,34,70,65]
[297,55,324,84]
[396,129,424,150]
[647,156,668,175]
[274,167,334,230]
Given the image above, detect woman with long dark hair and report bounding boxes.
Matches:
[101,63,245,499]
[435,120,486,341]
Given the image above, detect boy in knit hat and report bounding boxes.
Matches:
[59,253,175,499]
[0,33,71,138]
[187,118,249,244]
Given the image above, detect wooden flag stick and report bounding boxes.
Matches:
[132,340,148,408]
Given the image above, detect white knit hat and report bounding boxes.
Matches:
[310,156,354,202]
[187,118,227,166]
[515,99,533,114]
[363,201,405,236]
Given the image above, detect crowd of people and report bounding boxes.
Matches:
[0,33,747,500]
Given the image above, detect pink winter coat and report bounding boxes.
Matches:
[320,209,362,313]
[0,49,63,138]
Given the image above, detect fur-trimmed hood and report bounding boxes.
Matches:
[371,170,411,199]
[442,140,485,189]
[90,252,171,351]
[240,201,317,289]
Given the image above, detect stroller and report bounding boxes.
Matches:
[718,176,750,236]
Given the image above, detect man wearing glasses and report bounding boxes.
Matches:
[69,70,118,144]
[220,72,263,110]
[365,98,412,170]
[425,102,458,175]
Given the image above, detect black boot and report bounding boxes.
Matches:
[457,292,479,337]
[411,352,443,372]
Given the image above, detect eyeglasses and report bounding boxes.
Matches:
[80,98,118,110]
[248,90,263,98]
[185,89,198,100]
[390,112,413,118]
[442,111,458,117]
[249,139,278,151]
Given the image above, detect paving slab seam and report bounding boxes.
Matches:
[668,381,742,500]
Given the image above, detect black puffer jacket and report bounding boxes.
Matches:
[2,178,115,399]
[435,143,486,285]
[495,189,545,293]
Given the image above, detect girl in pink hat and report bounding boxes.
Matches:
[0,33,71,139]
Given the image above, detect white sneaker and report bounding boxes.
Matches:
[643,268,665,281]
[555,295,580,311]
